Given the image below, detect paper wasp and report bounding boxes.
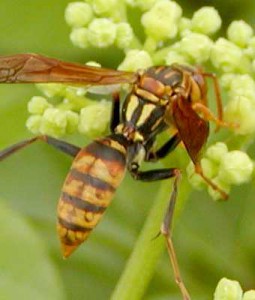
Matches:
[0,53,230,299]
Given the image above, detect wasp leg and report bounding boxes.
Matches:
[0,135,81,161]
[146,133,181,161]
[202,72,223,124]
[110,92,121,132]
[194,163,228,200]
[130,167,190,300]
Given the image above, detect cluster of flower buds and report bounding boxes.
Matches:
[25,0,255,200]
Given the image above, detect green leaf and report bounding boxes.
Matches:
[0,200,65,300]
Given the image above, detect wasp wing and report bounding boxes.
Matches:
[172,96,209,164]
[0,53,137,85]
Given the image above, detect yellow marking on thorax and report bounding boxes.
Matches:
[136,103,155,126]
[126,95,139,122]
[135,86,159,103]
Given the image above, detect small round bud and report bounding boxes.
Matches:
[115,23,134,49]
[78,100,111,137]
[246,36,255,58]
[88,18,117,48]
[218,150,253,185]
[220,73,236,90]
[214,278,243,300]
[28,96,52,115]
[243,290,255,300]
[70,27,89,49]
[26,115,42,134]
[206,142,228,164]
[125,0,157,11]
[65,2,93,28]
[141,0,182,41]
[224,96,255,135]
[36,83,66,98]
[66,111,79,134]
[178,17,192,37]
[165,50,189,65]
[179,32,213,63]
[92,0,118,15]
[227,74,255,102]
[191,7,222,35]
[118,50,152,71]
[40,108,68,137]
[210,38,251,73]
[227,20,253,48]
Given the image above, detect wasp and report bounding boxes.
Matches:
[0,53,230,300]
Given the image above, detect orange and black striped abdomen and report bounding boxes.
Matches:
[57,135,127,258]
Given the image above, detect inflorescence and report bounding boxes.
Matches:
[26,1,255,216]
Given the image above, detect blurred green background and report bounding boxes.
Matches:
[0,1,255,299]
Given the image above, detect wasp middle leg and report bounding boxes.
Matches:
[0,135,81,161]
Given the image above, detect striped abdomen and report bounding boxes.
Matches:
[57,135,127,258]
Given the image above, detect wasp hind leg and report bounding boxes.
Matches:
[129,164,190,300]
[0,135,81,161]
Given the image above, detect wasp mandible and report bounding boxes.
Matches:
[0,53,230,300]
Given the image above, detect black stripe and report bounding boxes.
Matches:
[138,105,165,135]
[70,169,115,192]
[86,139,126,165]
[58,217,92,232]
[130,98,144,125]
[61,192,106,213]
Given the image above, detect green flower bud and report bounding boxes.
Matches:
[78,100,111,137]
[228,74,255,102]
[36,83,66,98]
[206,142,228,164]
[92,0,118,15]
[207,177,230,201]
[179,32,213,63]
[125,0,157,11]
[243,290,255,300]
[191,7,222,35]
[65,2,94,28]
[40,108,68,137]
[88,18,117,48]
[118,50,152,71]
[227,20,253,48]
[224,96,255,135]
[115,23,134,49]
[70,27,89,49]
[27,96,52,115]
[141,0,182,41]
[218,150,253,185]
[66,111,79,134]
[214,278,243,300]
[245,37,255,58]
[165,50,189,65]
[220,74,236,90]
[26,115,43,134]
[178,17,192,37]
[210,38,251,73]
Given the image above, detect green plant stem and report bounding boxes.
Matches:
[110,178,191,300]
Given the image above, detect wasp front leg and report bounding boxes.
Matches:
[0,135,81,161]
[146,133,181,162]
